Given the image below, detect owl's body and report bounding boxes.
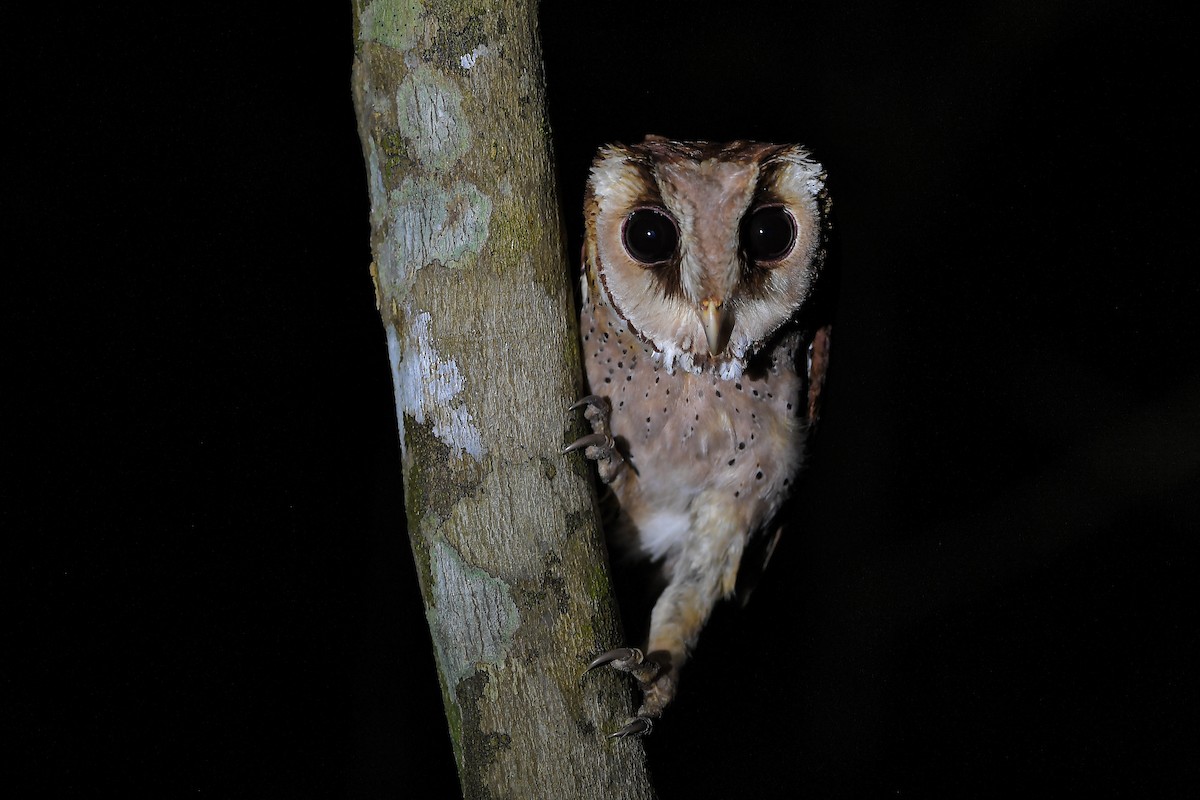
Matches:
[580,278,807,564]
[570,137,831,732]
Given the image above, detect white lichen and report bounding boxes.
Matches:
[387,312,484,462]
[364,37,493,466]
[396,63,469,169]
[363,135,389,231]
[426,535,519,690]
[459,44,489,69]
[359,0,426,52]
[389,178,492,288]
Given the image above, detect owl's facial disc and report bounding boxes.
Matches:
[587,139,826,375]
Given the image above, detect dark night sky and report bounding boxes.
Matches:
[10,2,1198,797]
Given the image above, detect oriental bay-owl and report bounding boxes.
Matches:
[566,136,833,736]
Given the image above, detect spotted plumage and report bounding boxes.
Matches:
[567,136,833,735]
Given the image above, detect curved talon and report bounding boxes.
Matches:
[569,394,607,412]
[610,717,653,738]
[562,432,614,455]
[586,647,643,672]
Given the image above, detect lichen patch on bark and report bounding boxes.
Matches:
[427,534,520,691]
[396,62,471,170]
[390,177,492,278]
[386,314,484,462]
[359,0,426,52]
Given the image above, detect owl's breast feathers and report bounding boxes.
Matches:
[581,290,809,562]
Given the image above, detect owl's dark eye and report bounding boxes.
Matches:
[622,208,678,265]
[742,206,797,262]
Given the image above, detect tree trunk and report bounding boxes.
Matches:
[350,2,656,797]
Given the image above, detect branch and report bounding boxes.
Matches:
[350,1,656,796]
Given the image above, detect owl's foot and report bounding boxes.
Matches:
[586,647,674,737]
[563,395,626,483]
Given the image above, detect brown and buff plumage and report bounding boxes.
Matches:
[568,136,832,735]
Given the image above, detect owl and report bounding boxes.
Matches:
[566,136,833,736]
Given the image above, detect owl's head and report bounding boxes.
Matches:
[584,136,829,378]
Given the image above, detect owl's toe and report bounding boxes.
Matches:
[610,716,653,738]
[562,431,613,456]
[568,394,614,428]
[586,645,662,684]
[568,394,607,412]
[587,646,644,672]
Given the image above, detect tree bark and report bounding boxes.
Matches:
[350,2,656,797]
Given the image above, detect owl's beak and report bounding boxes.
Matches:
[699,297,732,356]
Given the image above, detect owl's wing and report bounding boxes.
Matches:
[805,323,833,426]
[735,323,832,606]
[734,524,784,607]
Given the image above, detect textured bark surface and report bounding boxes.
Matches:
[350,2,656,797]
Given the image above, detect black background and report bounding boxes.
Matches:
[10,2,1197,797]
